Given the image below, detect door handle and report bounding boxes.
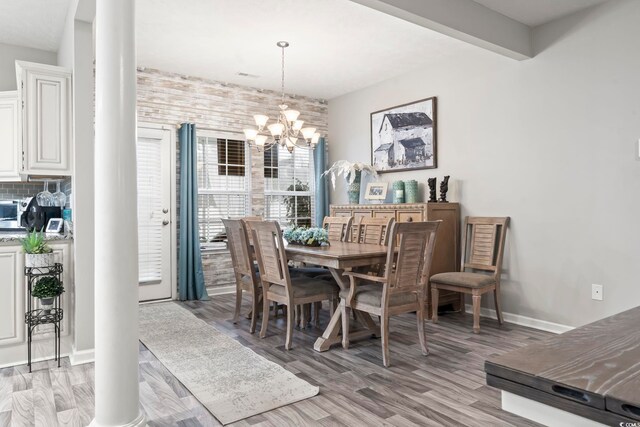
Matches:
[162,220,170,226]
[162,208,169,214]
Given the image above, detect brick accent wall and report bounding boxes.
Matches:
[136,68,329,291]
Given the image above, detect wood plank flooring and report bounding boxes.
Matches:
[0,295,551,426]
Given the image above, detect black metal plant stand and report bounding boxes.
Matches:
[24,263,63,373]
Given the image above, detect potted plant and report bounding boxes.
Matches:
[322,160,378,204]
[283,227,329,246]
[20,230,54,268]
[32,276,64,313]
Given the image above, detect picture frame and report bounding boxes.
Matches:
[370,97,437,173]
[364,182,389,201]
[45,218,64,234]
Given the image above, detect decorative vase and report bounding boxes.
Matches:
[25,253,54,268]
[39,297,54,314]
[392,181,405,204]
[405,180,418,203]
[347,170,362,204]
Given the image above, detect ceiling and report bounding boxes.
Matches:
[0,0,72,51]
[471,0,610,27]
[0,0,612,99]
[136,0,475,100]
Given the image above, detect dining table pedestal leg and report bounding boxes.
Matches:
[313,267,380,352]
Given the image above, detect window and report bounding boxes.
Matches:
[197,135,250,244]
[264,146,314,228]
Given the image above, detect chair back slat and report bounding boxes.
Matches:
[384,221,440,295]
[355,216,395,245]
[462,217,510,275]
[251,221,291,293]
[322,216,353,242]
[221,219,254,277]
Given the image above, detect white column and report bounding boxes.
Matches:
[92,0,145,426]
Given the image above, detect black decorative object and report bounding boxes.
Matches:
[439,175,450,203]
[24,263,63,373]
[427,177,437,202]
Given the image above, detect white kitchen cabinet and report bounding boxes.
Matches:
[16,61,72,176]
[0,240,73,368]
[0,91,20,181]
[0,245,25,347]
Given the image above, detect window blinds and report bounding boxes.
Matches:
[197,136,250,243]
[137,137,164,283]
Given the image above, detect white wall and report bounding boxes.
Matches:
[0,42,57,91]
[57,0,96,364]
[328,0,640,328]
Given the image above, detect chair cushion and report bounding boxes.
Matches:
[339,283,417,307]
[268,277,338,299]
[430,272,496,288]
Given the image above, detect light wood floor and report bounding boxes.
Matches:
[0,295,550,426]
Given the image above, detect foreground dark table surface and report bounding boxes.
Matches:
[485,306,640,424]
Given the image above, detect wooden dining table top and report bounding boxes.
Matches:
[285,241,390,270]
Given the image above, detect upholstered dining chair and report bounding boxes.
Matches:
[251,220,339,350]
[342,221,440,367]
[222,218,261,334]
[430,216,510,334]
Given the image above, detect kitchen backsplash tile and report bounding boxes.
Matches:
[0,178,72,207]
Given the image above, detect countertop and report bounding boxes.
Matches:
[0,232,73,244]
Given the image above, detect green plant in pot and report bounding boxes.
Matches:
[322,160,378,204]
[20,229,54,268]
[32,276,64,313]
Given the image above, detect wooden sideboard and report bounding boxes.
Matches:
[330,203,461,315]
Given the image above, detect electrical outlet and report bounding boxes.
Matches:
[592,284,603,301]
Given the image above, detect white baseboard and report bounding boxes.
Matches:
[69,347,95,365]
[0,353,70,369]
[464,304,573,334]
[502,391,606,427]
[207,285,236,296]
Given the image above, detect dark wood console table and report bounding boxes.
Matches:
[485,306,640,424]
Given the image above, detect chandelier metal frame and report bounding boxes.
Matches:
[244,41,320,153]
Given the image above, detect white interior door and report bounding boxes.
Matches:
[137,125,174,301]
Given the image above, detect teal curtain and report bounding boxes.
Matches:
[313,137,329,226]
[178,123,209,301]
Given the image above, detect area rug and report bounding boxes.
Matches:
[138,302,319,424]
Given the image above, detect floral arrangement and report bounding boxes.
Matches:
[283,227,330,246]
[322,160,378,189]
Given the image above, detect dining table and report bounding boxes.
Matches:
[285,241,389,352]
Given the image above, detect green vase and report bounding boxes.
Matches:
[347,171,362,204]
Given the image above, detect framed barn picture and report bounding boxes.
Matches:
[370,97,437,173]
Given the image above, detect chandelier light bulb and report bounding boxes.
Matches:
[311,132,321,145]
[268,123,284,137]
[286,137,297,153]
[253,115,269,128]
[284,110,300,122]
[292,120,304,131]
[301,127,317,140]
[243,129,258,141]
[255,135,268,146]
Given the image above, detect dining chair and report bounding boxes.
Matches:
[354,216,394,245]
[323,216,354,242]
[222,218,261,334]
[251,220,339,350]
[342,221,440,367]
[430,216,510,334]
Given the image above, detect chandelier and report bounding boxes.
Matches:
[244,41,321,152]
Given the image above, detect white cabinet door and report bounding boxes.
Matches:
[0,246,25,347]
[0,91,20,181]
[16,61,72,176]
